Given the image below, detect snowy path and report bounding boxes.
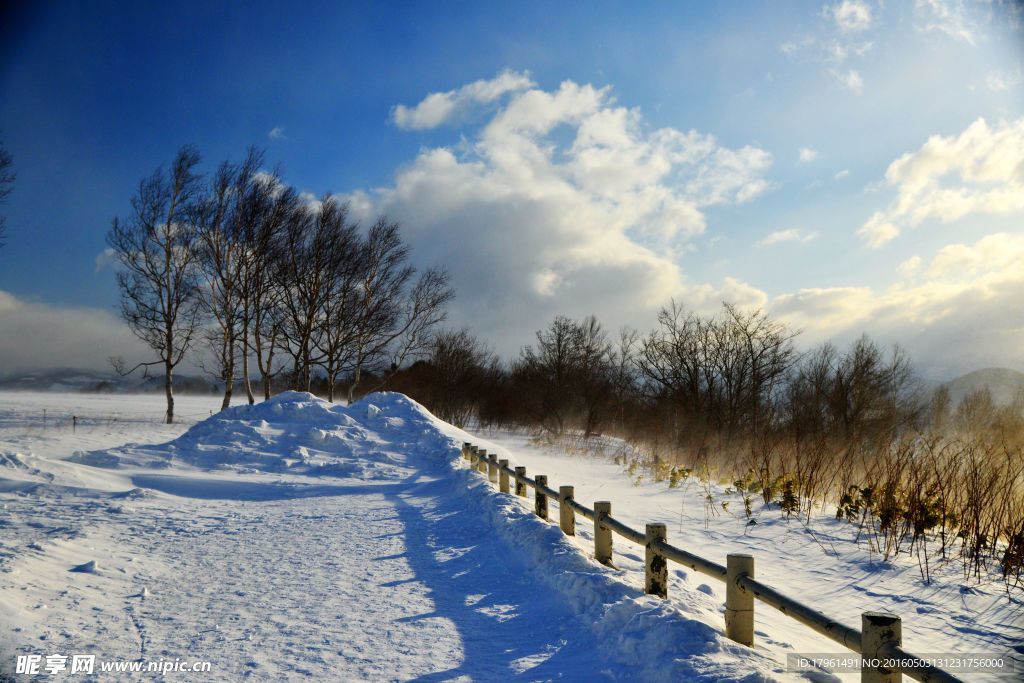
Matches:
[120,473,616,681]
[0,393,646,681]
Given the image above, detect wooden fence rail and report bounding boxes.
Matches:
[462,442,965,683]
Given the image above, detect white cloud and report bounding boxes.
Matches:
[858,212,901,247]
[898,255,923,277]
[825,0,873,32]
[985,66,1023,92]
[834,68,864,93]
[349,78,775,354]
[391,70,536,130]
[0,291,151,373]
[268,126,287,140]
[914,0,982,44]
[94,248,116,273]
[755,229,819,247]
[834,169,850,180]
[771,232,1024,376]
[858,117,1024,246]
[782,2,876,90]
[798,147,819,163]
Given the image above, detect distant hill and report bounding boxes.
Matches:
[0,368,219,394]
[943,367,1024,407]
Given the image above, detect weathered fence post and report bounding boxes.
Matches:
[645,523,668,598]
[594,501,612,565]
[487,453,498,483]
[477,449,488,474]
[498,459,510,494]
[861,613,902,683]
[726,553,755,646]
[462,442,471,460]
[470,445,479,469]
[534,475,548,520]
[559,486,575,535]
[514,466,527,496]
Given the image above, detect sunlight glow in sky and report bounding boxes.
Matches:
[1,1,1022,379]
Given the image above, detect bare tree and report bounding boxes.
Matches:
[107,145,203,424]
[609,326,641,436]
[420,327,498,427]
[344,218,453,403]
[313,203,362,401]
[194,149,264,410]
[247,178,298,400]
[234,165,283,403]
[276,195,350,392]
[378,266,455,385]
[720,302,799,439]
[637,301,799,446]
[516,315,614,437]
[0,135,14,248]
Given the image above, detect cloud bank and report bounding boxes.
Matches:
[359,75,775,350]
[771,231,1024,378]
[859,117,1024,247]
[0,290,150,375]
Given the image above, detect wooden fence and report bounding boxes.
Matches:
[462,442,966,683]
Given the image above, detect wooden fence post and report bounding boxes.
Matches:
[645,523,668,598]
[487,453,498,483]
[514,467,526,496]
[725,553,755,646]
[470,446,479,469]
[477,449,488,474]
[534,475,548,520]
[559,486,575,536]
[594,501,612,565]
[498,459,510,493]
[462,442,471,460]
[861,613,902,683]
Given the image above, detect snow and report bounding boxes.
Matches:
[0,390,1020,681]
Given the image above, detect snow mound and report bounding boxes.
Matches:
[97,391,459,480]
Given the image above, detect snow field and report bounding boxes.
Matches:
[0,390,1020,681]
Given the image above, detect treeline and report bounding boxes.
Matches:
[108,145,453,423]
[387,304,1023,590]
[391,301,919,452]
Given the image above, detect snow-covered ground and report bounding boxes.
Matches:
[0,390,1020,681]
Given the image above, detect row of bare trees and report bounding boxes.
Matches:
[393,302,914,451]
[107,145,453,422]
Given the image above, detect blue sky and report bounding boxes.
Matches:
[1,0,1022,380]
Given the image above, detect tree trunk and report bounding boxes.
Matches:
[243,321,255,405]
[302,346,312,393]
[165,361,175,425]
[347,365,361,405]
[220,333,234,411]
